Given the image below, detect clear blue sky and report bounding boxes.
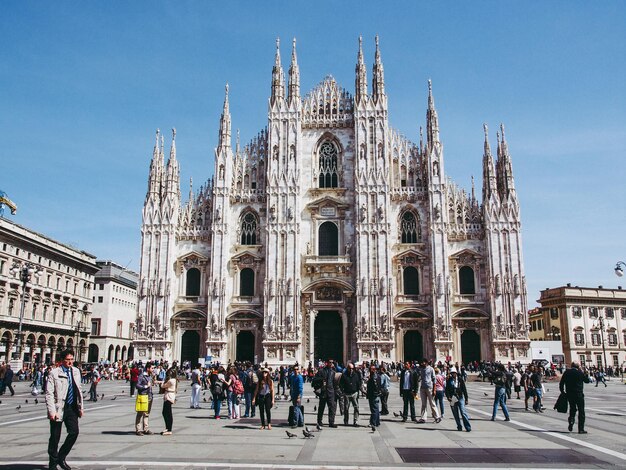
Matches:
[1,2,625,306]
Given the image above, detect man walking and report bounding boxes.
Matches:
[129,363,139,397]
[88,365,100,402]
[418,359,441,423]
[289,365,304,427]
[1,364,14,396]
[366,364,382,429]
[399,361,418,422]
[339,362,361,426]
[190,363,202,409]
[491,364,510,421]
[315,360,337,428]
[46,349,83,470]
[135,363,154,436]
[560,361,591,434]
[445,366,471,432]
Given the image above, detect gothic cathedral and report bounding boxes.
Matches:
[134,37,530,366]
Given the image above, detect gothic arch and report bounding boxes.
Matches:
[452,308,489,319]
[313,132,344,188]
[238,208,260,245]
[398,207,421,243]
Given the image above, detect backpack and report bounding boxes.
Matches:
[212,380,224,397]
[233,377,244,395]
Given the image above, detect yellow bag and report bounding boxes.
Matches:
[135,394,149,412]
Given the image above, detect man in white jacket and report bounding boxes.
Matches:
[45,349,84,470]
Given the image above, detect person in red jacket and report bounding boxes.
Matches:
[130,364,140,397]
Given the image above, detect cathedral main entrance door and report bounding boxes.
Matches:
[461,329,481,364]
[314,310,343,364]
[236,330,255,362]
[181,330,200,365]
[403,330,423,362]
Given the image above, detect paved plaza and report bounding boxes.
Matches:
[1,375,626,469]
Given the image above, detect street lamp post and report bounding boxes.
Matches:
[9,261,43,362]
[593,315,608,372]
[615,261,626,277]
[75,320,86,362]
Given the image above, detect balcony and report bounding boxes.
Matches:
[452,294,485,305]
[395,294,430,306]
[303,255,351,275]
[176,296,207,307]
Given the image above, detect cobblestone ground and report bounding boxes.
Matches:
[1,374,625,469]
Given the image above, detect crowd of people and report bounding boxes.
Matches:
[0,353,613,470]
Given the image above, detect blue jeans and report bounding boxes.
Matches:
[369,397,381,427]
[212,393,222,417]
[291,397,304,426]
[492,386,510,419]
[435,389,445,417]
[451,397,471,431]
[533,387,543,411]
[244,391,254,417]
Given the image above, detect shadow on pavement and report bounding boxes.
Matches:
[101,430,137,435]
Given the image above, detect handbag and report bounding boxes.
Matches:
[135,394,149,412]
[554,392,568,413]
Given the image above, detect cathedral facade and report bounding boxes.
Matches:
[133,37,530,366]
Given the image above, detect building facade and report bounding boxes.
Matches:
[537,284,626,369]
[134,38,530,366]
[0,217,98,365]
[89,261,138,363]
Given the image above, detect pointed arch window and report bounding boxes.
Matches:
[400,211,420,243]
[318,221,339,256]
[318,141,338,188]
[403,266,420,295]
[459,266,475,294]
[240,212,257,245]
[186,268,201,296]
[240,268,255,297]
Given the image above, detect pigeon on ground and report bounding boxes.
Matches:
[203,398,207,402]
[16,405,21,411]
[305,426,315,434]
[35,398,39,404]
[313,405,317,411]
[306,398,310,403]
[371,425,376,432]
[285,430,297,438]
[483,392,488,396]
[184,389,187,392]
[303,429,315,438]
[393,412,400,418]
[111,396,117,400]
[122,390,125,393]
[101,394,105,400]
[25,399,28,404]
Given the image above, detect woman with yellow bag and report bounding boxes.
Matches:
[135,363,154,436]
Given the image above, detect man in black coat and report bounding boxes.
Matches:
[316,360,338,428]
[399,361,419,422]
[559,361,591,434]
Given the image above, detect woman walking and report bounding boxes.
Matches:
[226,366,240,419]
[159,368,178,435]
[434,367,446,418]
[252,368,275,430]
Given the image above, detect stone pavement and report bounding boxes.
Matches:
[1,374,626,469]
